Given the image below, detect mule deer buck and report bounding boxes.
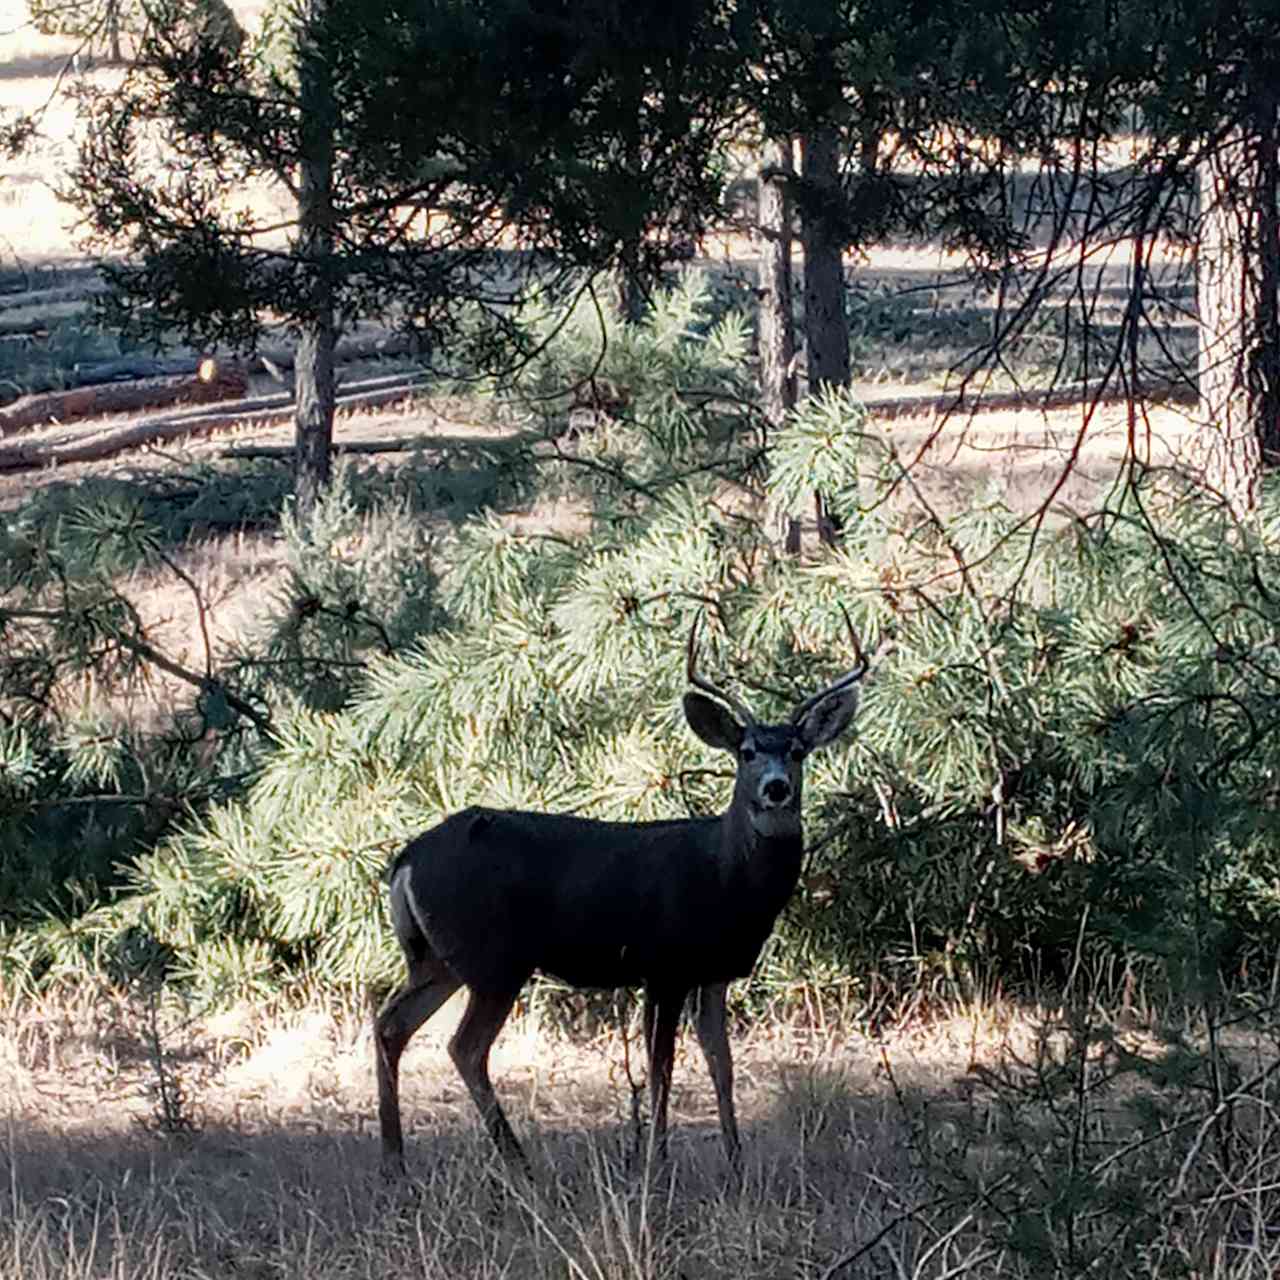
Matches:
[375,624,874,1175]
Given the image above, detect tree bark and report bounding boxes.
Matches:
[294,315,336,516]
[800,125,850,395]
[612,244,646,326]
[757,137,801,551]
[1196,70,1280,520]
[105,0,123,63]
[799,124,848,547]
[757,137,796,433]
[293,0,338,521]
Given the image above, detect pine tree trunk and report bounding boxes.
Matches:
[757,137,796,433]
[1253,79,1280,466]
[292,0,337,521]
[800,125,850,395]
[106,0,123,63]
[613,247,645,325]
[1196,73,1280,521]
[757,137,801,552]
[799,124,848,546]
[294,315,336,518]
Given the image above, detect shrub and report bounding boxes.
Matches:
[7,275,1280,1019]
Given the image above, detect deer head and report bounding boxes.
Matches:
[682,621,868,840]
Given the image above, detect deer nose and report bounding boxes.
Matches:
[762,778,791,806]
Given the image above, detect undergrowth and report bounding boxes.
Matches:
[2,273,1280,1038]
[3,979,1279,1279]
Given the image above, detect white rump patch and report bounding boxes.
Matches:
[390,864,432,943]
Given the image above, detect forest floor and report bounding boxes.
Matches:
[4,978,1271,1278]
[0,983,1172,1280]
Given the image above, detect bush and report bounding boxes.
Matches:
[56,467,1280,1009]
[6,274,1280,1019]
[0,458,445,983]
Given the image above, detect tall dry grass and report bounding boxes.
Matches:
[0,983,944,1279]
[4,981,1279,1278]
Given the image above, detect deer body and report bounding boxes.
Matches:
[389,807,802,993]
[375,631,872,1175]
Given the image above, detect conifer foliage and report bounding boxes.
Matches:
[5,277,1280,1011]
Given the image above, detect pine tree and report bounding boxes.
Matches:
[69,0,744,514]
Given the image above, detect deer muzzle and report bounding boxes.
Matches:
[761,777,792,807]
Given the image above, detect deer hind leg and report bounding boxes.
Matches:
[375,956,461,1176]
[449,985,527,1168]
[693,982,741,1175]
[642,984,689,1165]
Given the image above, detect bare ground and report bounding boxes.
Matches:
[0,986,1020,1280]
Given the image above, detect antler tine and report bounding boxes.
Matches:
[839,603,866,669]
[789,608,876,724]
[686,616,757,727]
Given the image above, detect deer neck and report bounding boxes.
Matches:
[717,799,803,882]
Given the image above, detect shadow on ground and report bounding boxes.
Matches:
[3,430,538,550]
[3,1047,922,1280]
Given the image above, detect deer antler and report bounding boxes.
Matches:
[789,606,873,724]
[686,616,757,727]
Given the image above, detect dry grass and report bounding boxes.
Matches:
[0,1,115,257]
[134,520,284,656]
[5,983,1278,1279]
[870,396,1204,522]
[0,0,288,263]
[0,984,1009,1280]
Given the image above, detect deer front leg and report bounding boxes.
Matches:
[693,982,741,1175]
[642,984,687,1165]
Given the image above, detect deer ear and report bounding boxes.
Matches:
[795,687,861,752]
[683,692,744,752]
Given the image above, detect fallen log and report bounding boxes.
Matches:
[68,355,215,384]
[861,377,1197,421]
[253,329,425,372]
[217,436,439,459]
[0,374,431,473]
[0,359,249,436]
[0,278,112,313]
[0,307,86,337]
[65,331,423,390]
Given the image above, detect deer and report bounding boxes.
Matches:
[374,622,875,1176]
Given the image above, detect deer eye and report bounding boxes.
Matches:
[740,746,756,762]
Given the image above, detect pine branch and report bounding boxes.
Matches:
[0,605,273,737]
